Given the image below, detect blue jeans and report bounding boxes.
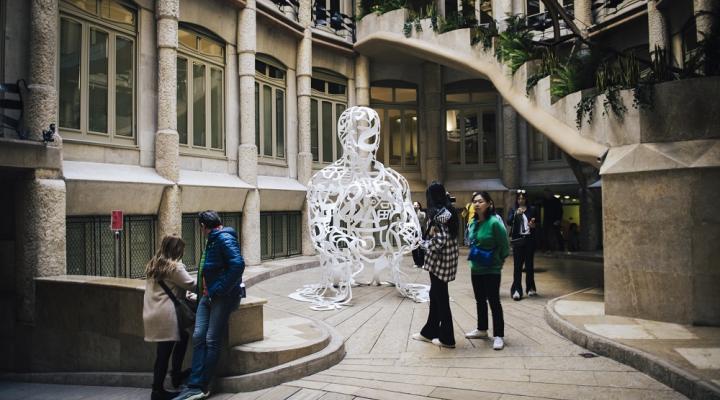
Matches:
[187,294,240,390]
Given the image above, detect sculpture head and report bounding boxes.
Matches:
[337,106,380,162]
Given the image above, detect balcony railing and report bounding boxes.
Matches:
[312,1,356,41]
[527,3,575,43]
[592,0,643,23]
[270,0,300,22]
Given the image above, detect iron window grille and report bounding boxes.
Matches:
[66,215,156,278]
[260,212,302,260]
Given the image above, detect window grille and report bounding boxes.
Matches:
[66,215,156,278]
[260,212,302,260]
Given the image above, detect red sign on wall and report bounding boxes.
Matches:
[111,210,124,231]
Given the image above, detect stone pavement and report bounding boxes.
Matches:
[547,288,720,399]
[1,254,691,399]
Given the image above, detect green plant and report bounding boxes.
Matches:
[494,16,543,74]
[470,22,497,50]
[575,95,596,129]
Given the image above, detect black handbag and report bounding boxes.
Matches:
[159,280,197,333]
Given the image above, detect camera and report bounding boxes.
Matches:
[446,193,456,203]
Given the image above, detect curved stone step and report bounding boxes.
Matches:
[219,306,330,375]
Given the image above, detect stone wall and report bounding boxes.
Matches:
[9,276,265,373]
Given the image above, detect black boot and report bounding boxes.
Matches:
[171,368,191,388]
[151,389,179,400]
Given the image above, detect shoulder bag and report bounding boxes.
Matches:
[467,222,496,267]
[159,280,197,333]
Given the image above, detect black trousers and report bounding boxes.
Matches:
[420,272,455,345]
[411,248,426,266]
[470,274,504,337]
[152,330,189,391]
[511,241,536,295]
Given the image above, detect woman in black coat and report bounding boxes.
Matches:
[506,190,537,300]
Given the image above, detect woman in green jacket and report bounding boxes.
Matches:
[464,191,509,350]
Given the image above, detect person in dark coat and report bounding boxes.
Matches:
[507,190,537,300]
[542,189,564,251]
[173,211,244,400]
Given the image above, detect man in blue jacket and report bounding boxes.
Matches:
[174,211,244,400]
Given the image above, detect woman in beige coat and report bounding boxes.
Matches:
[143,236,196,400]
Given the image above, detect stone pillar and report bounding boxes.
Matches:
[355,55,370,107]
[501,100,520,190]
[155,0,181,239]
[511,0,524,16]
[647,0,669,59]
[573,0,593,35]
[15,175,66,323]
[297,0,315,256]
[694,0,718,42]
[27,0,58,140]
[422,63,443,185]
[579,187,601,251]
[237,2,262,266]
[518,118,529,186]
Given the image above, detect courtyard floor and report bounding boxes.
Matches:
[0,256,690,399]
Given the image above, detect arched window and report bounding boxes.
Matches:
[370,81,419,169]
[255,55,286,160]
[310,69,347,163]
[177,25,225,152]
[444,79,498,167]
[58,0,137,143]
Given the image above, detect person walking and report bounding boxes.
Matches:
[412,201,427,268]
[507,190,537,300]
[411,183,460,349]
[173,211,245,400]
[143,236,196,400]
[465,191,509,350]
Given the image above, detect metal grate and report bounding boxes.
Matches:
[260,212,302,260]
[66,215,156,278]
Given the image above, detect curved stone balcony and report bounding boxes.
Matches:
[355,8,609,167]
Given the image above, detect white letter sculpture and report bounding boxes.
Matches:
[290,106,424,310]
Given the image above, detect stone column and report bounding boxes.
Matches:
[155,0,181,239]
[518,118,528,186]
[422,63,443,185]
[237,2,262,266]
[355,55,370,107]
[694,0,718,42]
[579,187,601,251]
[501,100,520,190]
[15,174,66,323]
[647,0,669,59]
[573,0,593,35]
[297,0,315,256]
[27,0,58,140]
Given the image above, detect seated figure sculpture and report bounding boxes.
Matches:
[291,106,423,310]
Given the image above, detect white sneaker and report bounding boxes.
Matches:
[493,336,505,350]
[431,338,456,348]
[465,329,488,339]
[512,291,521,301]
[411,332,432,343]
[528,290,537,297]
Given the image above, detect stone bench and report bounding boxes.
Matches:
[13,275,265,373]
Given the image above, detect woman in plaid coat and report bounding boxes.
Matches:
[412,183,460,348]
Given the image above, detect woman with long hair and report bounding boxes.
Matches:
[465,191,509,350]
[143,236,196,400]
[507,190,537,300]
[411,182,460,348]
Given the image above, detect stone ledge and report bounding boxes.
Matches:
[545,291,720,400]
[215,315,345,393]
